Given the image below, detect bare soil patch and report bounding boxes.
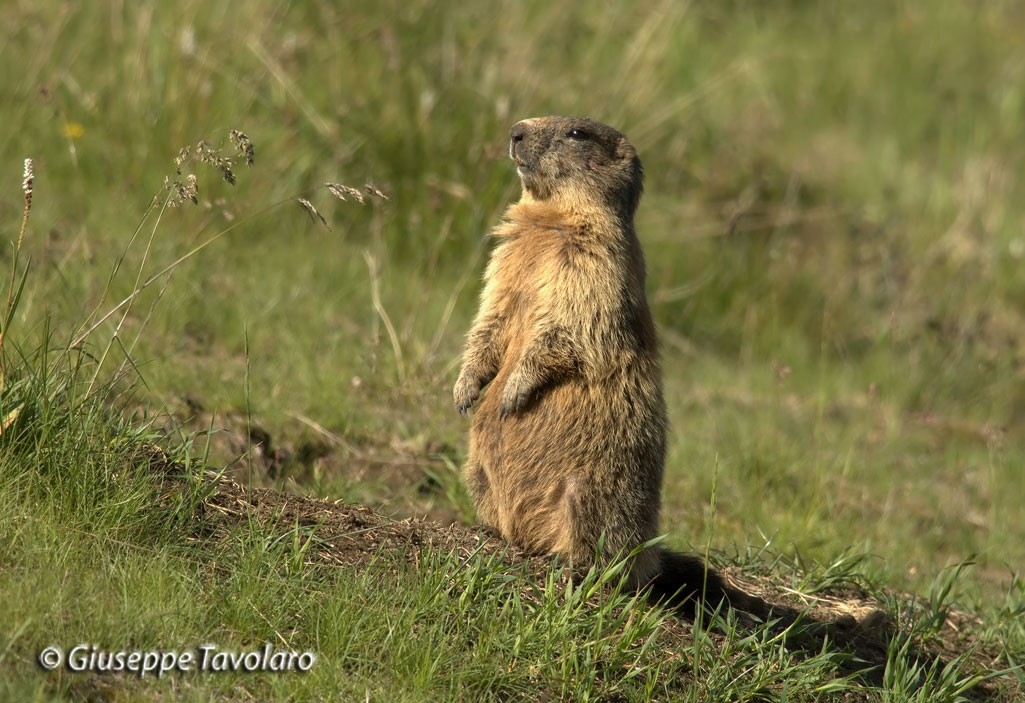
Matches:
[203,475,522,570]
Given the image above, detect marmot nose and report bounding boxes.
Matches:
[510,122,528,143]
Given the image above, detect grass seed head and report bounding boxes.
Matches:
[22,158,33,210]
[364,184,389,200]
[196,139,236,185]
[325,182,365,204]
[174,146,191,169]
[165,173,198,207]
[229,129,255,167]
[296,197,328,227]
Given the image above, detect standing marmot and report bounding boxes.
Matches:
[454,116,731,613]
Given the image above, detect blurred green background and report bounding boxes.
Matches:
[3,0,1024,600]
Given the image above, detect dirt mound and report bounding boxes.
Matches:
[203,475,532,570]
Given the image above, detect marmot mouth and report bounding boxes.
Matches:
[510,142,530,169]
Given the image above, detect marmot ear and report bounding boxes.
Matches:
[631,155,644,181]
[615,138,638,161]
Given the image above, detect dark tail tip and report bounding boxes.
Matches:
[645,549,741,621]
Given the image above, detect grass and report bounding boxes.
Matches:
[2,0,1024,700]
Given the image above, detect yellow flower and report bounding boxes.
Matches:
[62,122,84,139]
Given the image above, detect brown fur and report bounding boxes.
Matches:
[454,117,715,601]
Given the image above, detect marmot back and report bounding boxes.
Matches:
[454,116,730,613]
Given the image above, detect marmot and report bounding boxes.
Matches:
[454,116,732,614]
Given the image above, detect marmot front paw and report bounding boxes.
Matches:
[499,372,532,418]
[453,372,482,414]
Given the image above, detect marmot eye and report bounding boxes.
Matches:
[567,129,589,140]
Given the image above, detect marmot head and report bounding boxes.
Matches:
[509,116,644,218]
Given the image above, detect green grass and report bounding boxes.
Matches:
[2,0,1025,700]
